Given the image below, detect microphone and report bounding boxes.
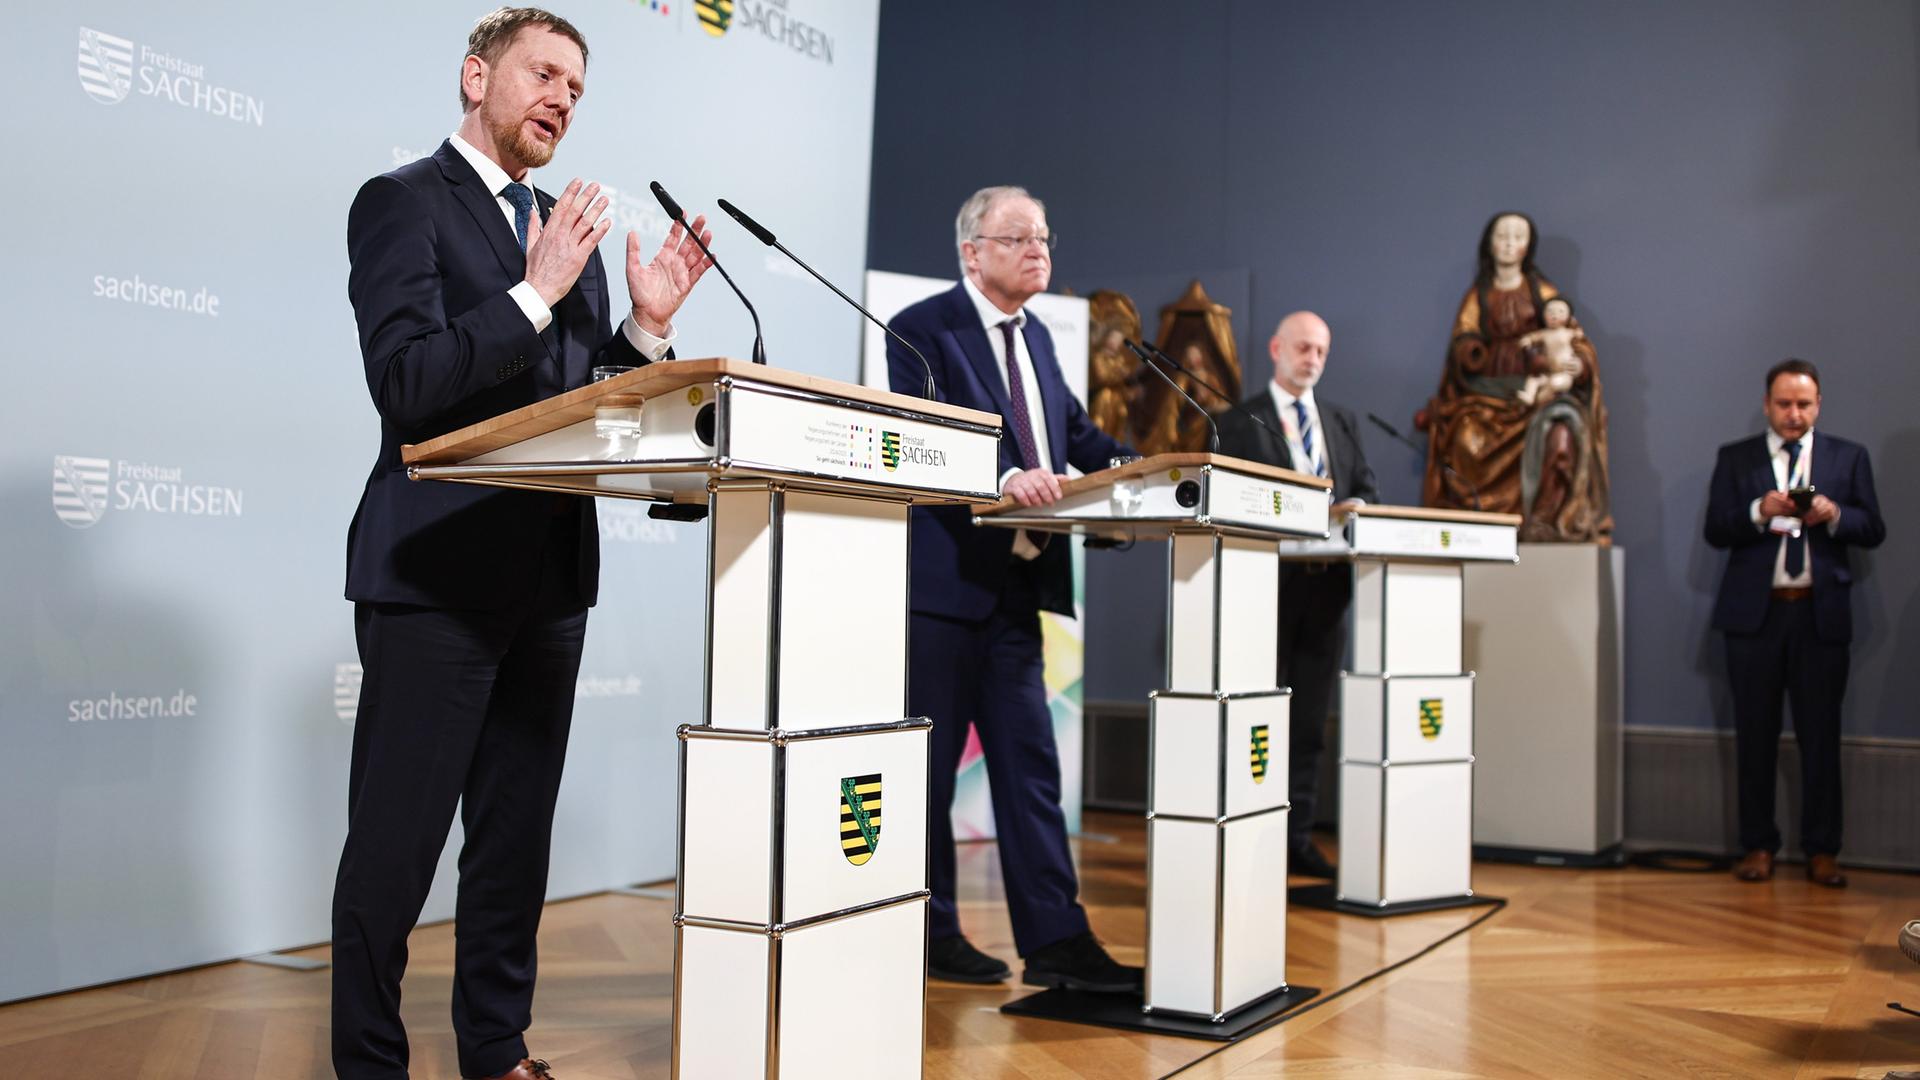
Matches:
[717,197,935,399]
[1368,412,1480,511]
[649,181,765,366]
[1124,339,1218,452]
[1136,339,1279,442]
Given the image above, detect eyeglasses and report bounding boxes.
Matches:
[973,232,1058,252]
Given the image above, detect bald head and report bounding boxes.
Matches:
[1269,311,1331,396]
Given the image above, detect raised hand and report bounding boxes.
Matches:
[524,179,611,308]
[629,213,715,337]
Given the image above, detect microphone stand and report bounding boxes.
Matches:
[649,181,765,365]
[1137,339,1279,441]
[1367,412,1480,511]
[1124,339,1218,452]
[717,198,935,398]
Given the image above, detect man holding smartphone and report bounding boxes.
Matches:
[1704,359,1884,888]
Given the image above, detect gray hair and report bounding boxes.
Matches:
[954,186,1045,274]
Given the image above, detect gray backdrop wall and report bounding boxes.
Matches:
[3,0,878,1003]
[866,0,1920,742]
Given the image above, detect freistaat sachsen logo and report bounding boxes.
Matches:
[839,773,881,865]
[77,27,134,105]
[52,456,111,528]
[1250,724,1270,783]
[879,431,902,472]
[694,0,733,36]
[1419,697,1444,740]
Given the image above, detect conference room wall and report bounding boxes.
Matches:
[866,0,1920,742]
[3,2,879,1003]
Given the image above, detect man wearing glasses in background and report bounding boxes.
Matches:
[885,186,1140,992]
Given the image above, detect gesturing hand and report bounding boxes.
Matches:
[524,179,611,308]
[629,213,716,337]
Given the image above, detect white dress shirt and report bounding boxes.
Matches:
[1747,427,1833,588]
[962,275,1053,560]
[447,133,672,361]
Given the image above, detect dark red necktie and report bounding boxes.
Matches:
[999,320,1042,471]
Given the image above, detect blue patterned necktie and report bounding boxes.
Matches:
[1784,440,1805,577]
[500,183,534,250]
[1293,400,1326,478]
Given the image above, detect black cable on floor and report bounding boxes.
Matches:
[1157,897,1510,1079]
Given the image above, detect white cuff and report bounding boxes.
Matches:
[509,281,553,332]
[999,466,1024,492]
[622,314,675,362]
[1748,497,1766,529]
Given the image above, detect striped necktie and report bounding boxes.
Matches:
[1293,400,1326,478]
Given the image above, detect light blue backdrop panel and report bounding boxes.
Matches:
[2,0,879,1003]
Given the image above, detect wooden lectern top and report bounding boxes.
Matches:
[403,358,998,467]
[973,452,1329,515]
[1342,504,1522,527]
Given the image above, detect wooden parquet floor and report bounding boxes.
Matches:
[3,812,1917,1078]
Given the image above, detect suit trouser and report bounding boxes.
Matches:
[910,566,1090,957]
[1278,564,1352,852]
[332,544,587,1080]
[1724,594,1848,857]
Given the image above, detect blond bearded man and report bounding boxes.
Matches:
[335,9,712,1077]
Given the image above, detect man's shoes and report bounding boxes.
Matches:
[1022,931,1143,994]
[1291,843,1337,880]
[476,1059,555,1080]
[1900,920,1920,966]
[928,935,1011,984]
[1732,850,1774,882]
[1806,853,1848,888]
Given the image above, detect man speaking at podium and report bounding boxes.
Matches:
[887,186,1140,993]
[1215,312,1378,880]
[335,8,712,1078]
[1705,359,1883,889]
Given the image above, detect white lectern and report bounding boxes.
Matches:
[1278,505,1519,916]
[975,453,1326,1039]
[403,359,1002,1079]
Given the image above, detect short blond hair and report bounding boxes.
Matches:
[460,7,589,111]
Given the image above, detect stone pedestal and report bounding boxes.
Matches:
[1464,543,1624,862]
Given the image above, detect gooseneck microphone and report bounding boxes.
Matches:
[1125,339,1219,452]
[1367,412,1480,511]
[648,181,765,365]
[716,197,935,399]
[1136,339,1279,442]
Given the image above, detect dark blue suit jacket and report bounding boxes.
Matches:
[1703,430,1885,643]
[887,283,1130,620]
[344,140,648,611]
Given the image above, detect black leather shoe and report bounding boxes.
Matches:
[1291,843,1337,880]
[928,935,1010,984]
[1021,931,1143,994]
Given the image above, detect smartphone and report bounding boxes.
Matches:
[1787,486,1816,515]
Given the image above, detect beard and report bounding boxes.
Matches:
[483,105,556,171]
